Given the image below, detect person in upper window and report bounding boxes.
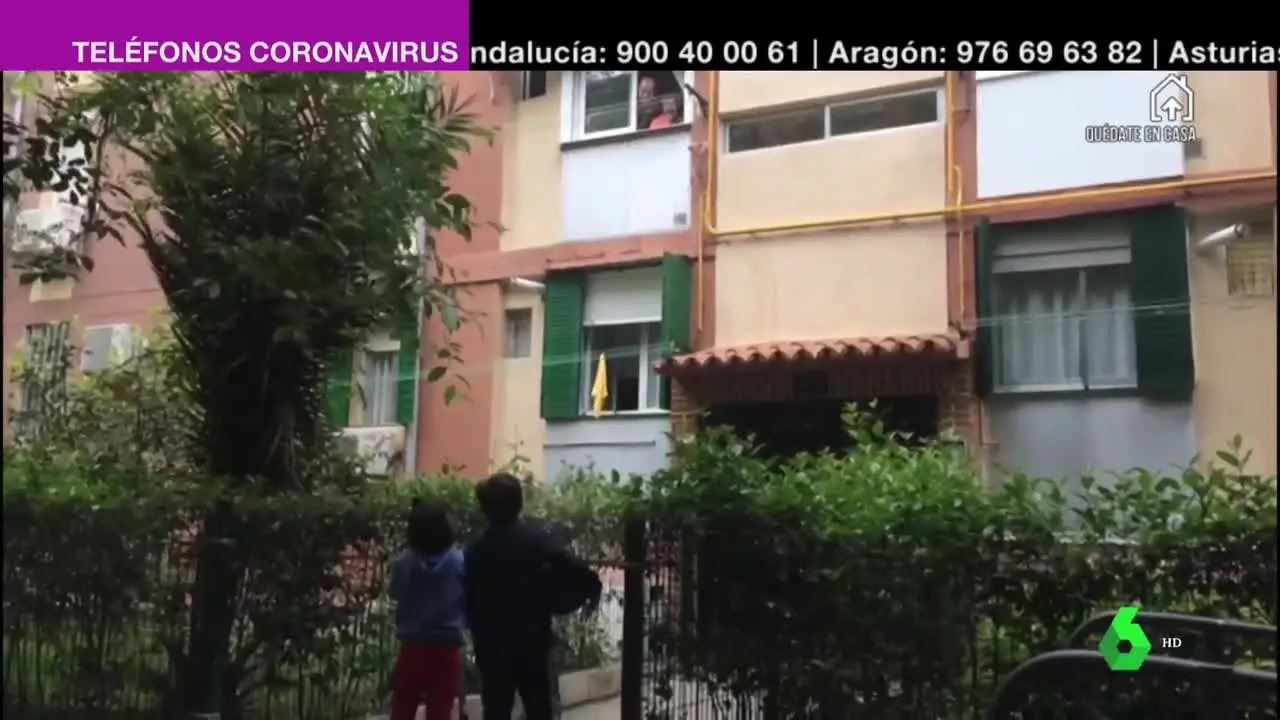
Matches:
[648,97,679,129]
[636,76,659,129]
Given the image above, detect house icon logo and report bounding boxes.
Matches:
[1149,73,1194,123]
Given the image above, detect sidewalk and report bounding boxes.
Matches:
[562,697,620,720]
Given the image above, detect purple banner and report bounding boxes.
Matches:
[1,0,469,70]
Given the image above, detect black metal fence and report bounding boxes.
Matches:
[3,529,627,719]
[5,508,1276,719]
[618,517,1278,720]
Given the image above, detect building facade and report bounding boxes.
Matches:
[4,70,1276,482]
[661,70,1276,482]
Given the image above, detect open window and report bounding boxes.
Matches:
[581,322,664,414]
[571,71,691,141]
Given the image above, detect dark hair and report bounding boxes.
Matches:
[406,499,455,555]
[475,473,523,525]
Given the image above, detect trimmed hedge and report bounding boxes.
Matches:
[4,398,1276,718]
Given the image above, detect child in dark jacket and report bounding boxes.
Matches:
[388,500,465,720]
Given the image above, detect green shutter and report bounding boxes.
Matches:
[659,254,694,411]
[973,220,996,396]
[660,254,693,355]
[396,326,420,428]
[541,273,584,421]
[1128,204,1194,398]
[326,350,353,427]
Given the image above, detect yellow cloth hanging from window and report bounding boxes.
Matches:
[590,353,609,418]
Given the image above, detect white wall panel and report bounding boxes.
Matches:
[977,71,1186,198]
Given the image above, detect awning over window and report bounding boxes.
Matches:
[655,332,968,374]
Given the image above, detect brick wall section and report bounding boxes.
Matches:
[937,363,980,451]
[666,359,982,453]
[669,378,699,440]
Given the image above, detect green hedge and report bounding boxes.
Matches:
[4,403,1276,718]
[1,456,627,719]
[638,410,1277,716]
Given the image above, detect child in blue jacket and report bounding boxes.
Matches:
[388,500,465,720]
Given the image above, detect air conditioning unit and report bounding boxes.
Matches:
[12,204,85,254]
[337,424,407,477]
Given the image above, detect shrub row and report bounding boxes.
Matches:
[638,413,1277,716]
[4,408,1276,717]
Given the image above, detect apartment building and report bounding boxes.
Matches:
[1,71,700,480]
[6,70,1276,483]
[1,73,492,474]
[965,70,1277,480]
[655,70,1276,481]
[448,70,704,480]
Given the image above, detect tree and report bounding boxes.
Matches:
[7,72,486,715]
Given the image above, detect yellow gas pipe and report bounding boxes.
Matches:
[693,70,1278,335]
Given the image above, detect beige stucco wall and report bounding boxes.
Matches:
[490,290,546,479]
[714,85,949,347]
[1188,208,1277,475]
[718,71,945,115]
[717,121,946,229]
[715,225,950,347]
[1184,72,1274,176]
[499,76,562,251]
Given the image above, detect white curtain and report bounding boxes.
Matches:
[996,266,1134,391]
[363,351,398,425]
[1082,267,1137,388]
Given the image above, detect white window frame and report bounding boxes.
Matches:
[579,320,665,416]
[721,88,944,155]
[562,71,695,143]
[991,244,1138,395]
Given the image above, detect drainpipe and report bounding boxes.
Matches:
[405,217,427,474]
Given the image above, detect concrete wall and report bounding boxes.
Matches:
[988,395,1196,486]
[490,288,547,479]
[499,74,563,253]
[1183,71,1275,177]
[718,71,944,114]
[714,226,950,346]
[562,131,691,241]
[713,72,949,345]
[544,416,671,482]
[976,71,1186,198]
[1188,209,1277,474]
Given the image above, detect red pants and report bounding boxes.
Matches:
[390,642,462,720]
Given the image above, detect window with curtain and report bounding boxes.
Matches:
[360,350,398,425]
[993,264,1136,392]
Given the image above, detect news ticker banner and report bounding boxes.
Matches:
[0,2,1275,73]
[1,0,470,70]
[470,38,1278,71]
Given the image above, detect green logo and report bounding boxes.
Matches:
[1098,606,1152,671]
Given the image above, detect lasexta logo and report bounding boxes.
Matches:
[1098,606,1152,671]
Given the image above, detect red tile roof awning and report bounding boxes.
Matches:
[656,333,969,373]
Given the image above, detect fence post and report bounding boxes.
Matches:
[620,513,646,720]
[184,500,237,720]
